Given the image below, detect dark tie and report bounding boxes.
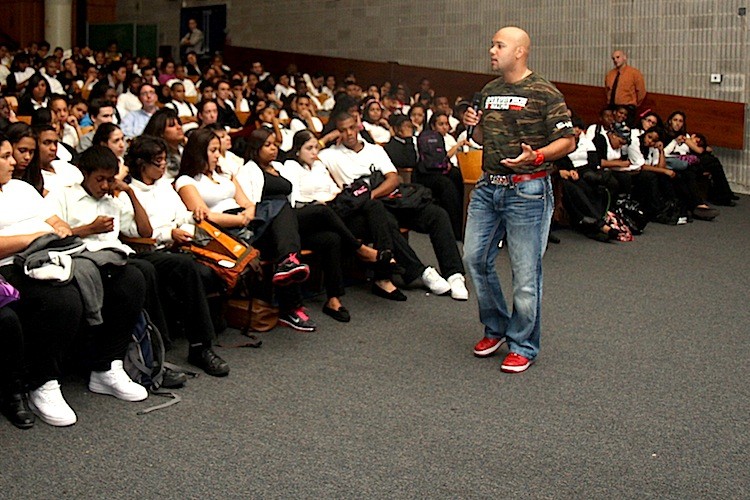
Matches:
[609,70,621,106]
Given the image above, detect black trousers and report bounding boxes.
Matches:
[297,204,362,299]
[413,168,464,240]
[700,154,734,204]
[561,178,607,232]
[338,199,424,282]
[391,202,465,281]
[1,265,83,389]
[0,306,27,394]
[86,263,145,372]
[135,252,215,347]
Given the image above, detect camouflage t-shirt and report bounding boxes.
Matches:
[479,72,574,175]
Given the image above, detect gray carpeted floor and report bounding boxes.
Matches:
[0,197,748,498]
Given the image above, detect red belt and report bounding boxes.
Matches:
[486,170,548,187]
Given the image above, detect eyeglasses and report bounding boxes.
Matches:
[150,157,167,167]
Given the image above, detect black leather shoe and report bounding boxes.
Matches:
[2,393,35,430]
[322,304,351,323]
[371,283,407,301]
[188,347,230,377]
[161,369,188,389]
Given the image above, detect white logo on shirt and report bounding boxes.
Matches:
[485,96,528,110]
[556,120,573,130]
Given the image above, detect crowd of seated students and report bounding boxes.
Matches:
[0,38,741,431]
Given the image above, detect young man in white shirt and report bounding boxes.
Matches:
[318,112,469,300]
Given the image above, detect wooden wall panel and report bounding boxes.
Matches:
[224,45,745,150]
[0,0,45,49]
[86,0,117,23]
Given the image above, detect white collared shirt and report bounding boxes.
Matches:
[175,171,240,213]
[129,178,194,244]
[42,161,84,194]
[278,159,341,207]
[318,141,397,188]
[45,184,138,253]
[0,180,56,265]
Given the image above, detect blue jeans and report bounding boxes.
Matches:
[462,176,553,360]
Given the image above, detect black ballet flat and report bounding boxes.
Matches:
[371,283,407,301]
[322,305,351,323]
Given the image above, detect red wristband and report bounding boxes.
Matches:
[532,149,545,167]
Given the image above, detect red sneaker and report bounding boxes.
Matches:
[500,352,533,373]
[473,337,505,357]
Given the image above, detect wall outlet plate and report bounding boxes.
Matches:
[710,73,723,84]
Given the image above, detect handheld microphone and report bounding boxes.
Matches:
[466,92,482,140]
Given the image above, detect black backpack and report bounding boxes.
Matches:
[417,130,450,174]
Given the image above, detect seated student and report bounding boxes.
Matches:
[0,136,83,427]
[92,123,128,180]
[34,123,84,195]
[664,110,733,210]
[164,81,199,132]
[361,98,392,144]
[433,96,460,133]
[319,96,376,147]
[48,94,81,150]
[555,117,621,240]
[120,83,159,139]
[77,98,116,153]
[167,64,198,98]
[116,73,143,120]
[203,124,244,177]
[7,123,44,194]
[229,78,251,113]
[6,53,35,95]
[196,99,220,129]
[68,96,88,129]
[287,94,323,136]
[691,133,737,206]
[383,115,418,170]
[0,97,14,131]
[255,102,289,151]
[249,128,385,322]
[280,129,406,303]
[274,74,296,101]
[123,136,229,376]
[14,146,150,426]
[142,108,185,181]
[214,80,242,131]
[415,112,465,240]
[319,112,469,300]
[175,129,314,331]
[408,102,428,136]
[17,73,50,116]
[584,108,615,141]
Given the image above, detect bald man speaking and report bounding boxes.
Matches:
[462,27,575,373]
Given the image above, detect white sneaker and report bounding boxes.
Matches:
[447,273,469,300]
[28,380,77,427]
[422,266,451,295]
[89,360,148,402]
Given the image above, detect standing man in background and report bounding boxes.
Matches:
[462,26,575,373]
[605,50,646,124]
[181,19,206,59]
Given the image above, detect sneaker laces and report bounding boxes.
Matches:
[295,307,310,321]
[287,253,301,265]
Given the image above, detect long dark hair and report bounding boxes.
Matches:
[665,111,687,138]
[5,123,43,194]
[124,135,168,182]
[243,128,273,165]
[92,123,121,148]
[143,108,182,150]
[179,128,219,177]
[289,129,316,165]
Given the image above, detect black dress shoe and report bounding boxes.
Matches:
[161,369,188,389]
[2,393,35,430]
[371,283,407,301]
[188,347,230,377]
[322,304,351,323]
